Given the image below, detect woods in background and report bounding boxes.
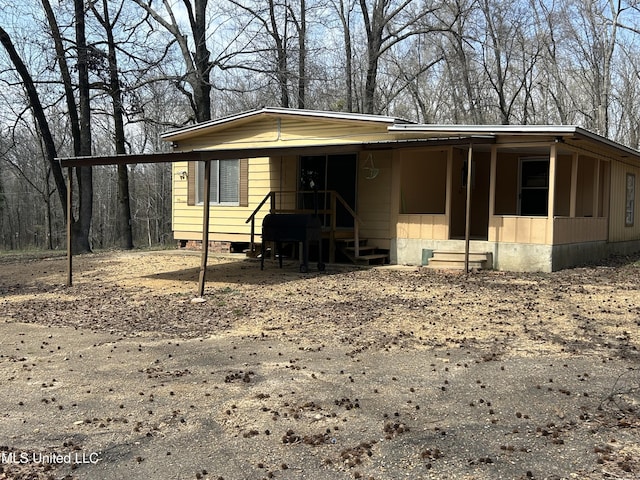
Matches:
[1,0,640,251]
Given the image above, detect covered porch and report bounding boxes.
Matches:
[395,141,611,271]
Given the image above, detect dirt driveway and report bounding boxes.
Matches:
[0,250,639,480]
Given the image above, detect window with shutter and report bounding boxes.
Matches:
[194,159,240,205]
[187,159,248,206]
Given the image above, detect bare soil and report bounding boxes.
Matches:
[0,250,639,480]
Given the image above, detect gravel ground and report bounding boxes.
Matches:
[0,250,639,480]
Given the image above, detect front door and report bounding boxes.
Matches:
[299,154,357,228]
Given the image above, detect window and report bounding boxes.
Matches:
[197,160,240,205]
[519,158,549,216]
[626,173,635,227]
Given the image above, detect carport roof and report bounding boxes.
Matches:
[58,136,494,167]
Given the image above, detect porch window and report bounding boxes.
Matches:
[519,158,549,216]
[196,160,240,205]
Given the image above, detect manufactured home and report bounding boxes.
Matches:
[163,107,640,272]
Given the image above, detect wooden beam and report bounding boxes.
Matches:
[197,160,212,297]
[464,145,473,274]
[445,147,453,237]
[488,144,497,218]
[570,153,578,217]
[548,143,557,244]
[59,150,205,167]
[58,137,496,168]
[66,167,72,287]
[593,158,601,216]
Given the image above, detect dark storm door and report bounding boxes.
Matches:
[299,154,357,228]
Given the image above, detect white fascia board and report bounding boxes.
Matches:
[387,124,580,136]
[388,124,640,159]
[162,107,411,140]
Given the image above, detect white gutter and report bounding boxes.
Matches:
[388,124,580,136]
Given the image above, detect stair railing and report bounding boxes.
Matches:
[246,191,275,254]
[245,190,362,261]
[333,191,361,259]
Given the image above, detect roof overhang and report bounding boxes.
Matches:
[58,136,495,168]
[161,107,413,142]
[389,124,640,161]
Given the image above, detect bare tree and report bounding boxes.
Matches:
[332,0,357,112]
[226,0,296,108]
[358,0,450,114]
[90,0,134,249]
[131,0,212,122]
[562,0,628,136]
[477,0,542,124]
[0,25,67,218]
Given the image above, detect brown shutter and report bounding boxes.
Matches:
[239,158,249,207]
[187,161,197,205]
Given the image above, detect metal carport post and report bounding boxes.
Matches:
[60,151,213,296]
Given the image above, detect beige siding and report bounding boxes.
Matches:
[358,151,393,243]
[553,217,608,244]
[554,155,572,216]
[270,155,298,211]
[609,160,640,242]
[173,117,391,151]
[397,215,448,239]
[489,216,553,244]
[172,118,279,151]
[172,158,272,241]
[278,118,389,142]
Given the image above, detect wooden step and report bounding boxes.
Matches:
[337,237,389,265]
[337,238,368,247]
[426,251,493,270]
[354,253,389,265]
[344,245,377,254]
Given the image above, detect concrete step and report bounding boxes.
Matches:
[426,251,493,270]
[431,252,491,262]
[427,259,488,270]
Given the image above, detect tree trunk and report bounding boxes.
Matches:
[337,0,354,112]
[0,26,67,216]
[73,0,93,253]
[95,0,134,249]
[190,0,212,122]
[132,0,212,122]
[268,0,290,108]
[297,0,306,109]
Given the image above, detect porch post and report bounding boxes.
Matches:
[593,159,601,216]
[197,159,212,297]
[548,143,557,244]
[445,148,453,238]
[66,167,73,287]
[488,145,497,241]
[464,144,473,274]
[569,153,578,217]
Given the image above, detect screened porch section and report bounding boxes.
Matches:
[396,149,450,241]
[396,145,610,246]
[490,149,610,245]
